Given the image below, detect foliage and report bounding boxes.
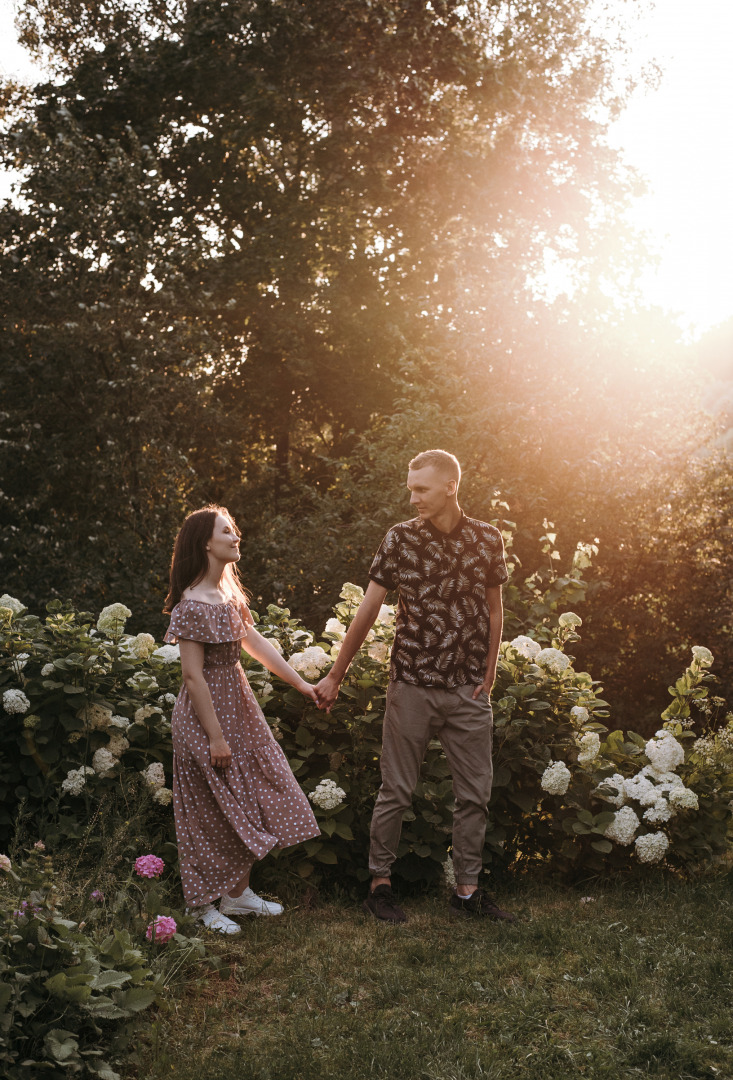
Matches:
[1,535,731,897]
[0,847,160,1079]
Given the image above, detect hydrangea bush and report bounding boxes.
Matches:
[1,537,732,889]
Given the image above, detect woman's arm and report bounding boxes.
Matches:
[179,639,232,768]
[241,626,318,702]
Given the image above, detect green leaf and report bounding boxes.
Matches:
[43,1029,79,1064]
[591,839,613,854]
[113,984,159,1012]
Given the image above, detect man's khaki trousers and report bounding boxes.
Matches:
[368,679,494,886]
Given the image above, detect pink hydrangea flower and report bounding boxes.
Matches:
[90,889,104,902]
[33,841,46,851]
[134,854,165,878]
[146,915,177,943]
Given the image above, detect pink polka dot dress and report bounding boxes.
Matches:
[164,598,320,906]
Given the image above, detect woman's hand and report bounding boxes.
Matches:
[298,680,318,703]
[209,736,232,769]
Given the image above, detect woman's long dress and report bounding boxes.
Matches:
[165,598,319,905]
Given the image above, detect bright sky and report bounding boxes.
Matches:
[1,0,732,337]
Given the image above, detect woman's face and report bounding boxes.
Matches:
[207,513,241,566]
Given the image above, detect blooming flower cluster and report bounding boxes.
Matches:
[123,633,157,660]
[324,618,346,637]
[141,762,165,789]
[0,854,11,872]
[61,766,95,796]
[577,731,601,766]
[645,730,685,773]
[635,831,669,863]
[97,603,132,636]
[340,582,365,605]
[535,648,571,676]
[0,594,26,617]
[508,635,541,660]
[691,646,714,667]
[604,806,640,846]
[367,641,389,663]
[146,915,177,943]
[41,663,55,677]
[3,689,30,715]
[288,646,331,681]
[134,854,165,878]
[135,704,162,724]
[110,714,131,730]
[570,706,589,726]
[78,703,113,731]
[308,778,347,810]
[92,747,118,777]
[540,760,571,796]
[151,644,180,663]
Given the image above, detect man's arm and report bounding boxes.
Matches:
[314,581,388,711]
[472,584,503,700]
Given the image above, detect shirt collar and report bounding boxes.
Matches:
[419,509,466,541]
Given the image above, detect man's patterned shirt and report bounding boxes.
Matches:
[368,512,508,688]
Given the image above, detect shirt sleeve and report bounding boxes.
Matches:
[368,527,401,591]
[484,529,509,588]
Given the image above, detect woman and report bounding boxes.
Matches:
[163,505,320,933]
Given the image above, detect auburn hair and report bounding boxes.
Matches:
[163,505,249,613]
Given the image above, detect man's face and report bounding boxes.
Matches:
[407,466,456,521]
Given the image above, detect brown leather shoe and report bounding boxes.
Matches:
[362,884,407,924]
[449,888,516,922]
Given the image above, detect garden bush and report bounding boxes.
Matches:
[0,527,731,897]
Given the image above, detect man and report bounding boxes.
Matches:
[315,449,514,924]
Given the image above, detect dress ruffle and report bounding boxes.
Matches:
[164,598,252,645]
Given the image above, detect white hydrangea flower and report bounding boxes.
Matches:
[570,706,589,726]
[108,734,129,758]
[78,703,113,731]
[259,682,274,698]
[377,604,395,625]
[691,646,714,667]
[110,714,131,730]
[97,603,132,636]
[0,594,26,617]
[288,646,331,680]
[13,653,30,673]
[643,799,674,824]
[595,773,627,807]
[535,648,571,676]
[3,689,31,715]
[41,663,55,677]
[0,854,11,871]
[639,763,683,786]
[645,731,685,773]
[153,786,173,806]
[330,641,343,658]
[92,747,118,776]
[604,806,640,846]
[134,704,162,723]
[668,786,699,811]
[540,760,571,796]
[558,612,582,628]
[124,633,156,660]
[23,713,41,730]
[127,672,158,691]
[367,641,389,663]
[61,766,94,796]
[308,778,346,810]
[635,831,669,863]
[141,762,166,789]
[324,618,346,637]
[339,582,364,605]
[151,644,180,663]
[577,731,601,765]
[623,773,662,807]
[509,636,541,660]
[158,693,177,707]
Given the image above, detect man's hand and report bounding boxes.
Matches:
[472,667,497,700]
[314,671,341,712]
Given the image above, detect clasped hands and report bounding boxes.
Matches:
[313,671,340,712]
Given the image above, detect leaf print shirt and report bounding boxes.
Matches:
[368,512,508,688]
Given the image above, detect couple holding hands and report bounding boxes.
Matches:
[163,450,514,932]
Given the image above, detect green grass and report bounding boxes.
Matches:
[129,876,733,1080]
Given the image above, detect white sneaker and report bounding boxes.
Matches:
[219,887,284,917]
[191,903,242,934]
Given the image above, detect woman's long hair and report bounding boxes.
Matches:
[163,505,249,613]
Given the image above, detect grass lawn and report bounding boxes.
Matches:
[129,876,733,1080]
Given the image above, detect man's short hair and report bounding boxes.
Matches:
[408,449,461,483]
